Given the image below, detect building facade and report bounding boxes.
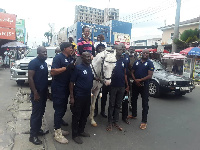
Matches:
[65,20,132,46]
[159,17,200,45]
[74,5,119,25]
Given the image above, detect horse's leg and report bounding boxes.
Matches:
[90,88,100,127]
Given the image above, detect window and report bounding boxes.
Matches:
[171,33,174,39]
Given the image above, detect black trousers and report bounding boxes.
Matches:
[95,84,110,113]
[108,87,125,123]
[71,95,91,138]
[30,91,47,137]
[122,77,130,120]
[53,93,69,129]
[131,82,149,123]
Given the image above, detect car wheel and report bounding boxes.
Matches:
[16,80,25,85]
[149,80,160,97]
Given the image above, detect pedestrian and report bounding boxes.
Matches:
[130,49,154,130]
[69,52,96,144]
[107,45,129,131]
[76,26,95,65]
[69,37,77,57]
[55,47,61,55]
[4,50,11,68]
[50,42,75,144]
[28,46,49,145]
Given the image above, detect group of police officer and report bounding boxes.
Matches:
[28,41,154,145]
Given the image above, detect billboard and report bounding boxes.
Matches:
[114,33,130,48]
[16,19,25,43]
[0,27,16,40]
[0,12,16,28]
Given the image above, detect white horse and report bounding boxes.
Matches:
[89,48,117,127]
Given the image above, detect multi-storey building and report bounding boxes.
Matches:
[74,5,119,25]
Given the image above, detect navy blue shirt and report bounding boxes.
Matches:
[123,53,130,76]
[28,57,48,94]
[111,58,126,87]
[51,53,75,98]
[70,64,94,97]
[132,59,154,82]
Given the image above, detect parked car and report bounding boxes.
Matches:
[149,60,195,97]
[10,47,56,85]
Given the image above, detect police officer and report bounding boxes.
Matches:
[50,42,75,144]
[28,46,49,145]
[107,45,129,131]
[69,52,95,144]
[130,49,154,130]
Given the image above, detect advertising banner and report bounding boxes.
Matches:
[114,33,130,48]
[0,12,16,28]
[0,28,16,40]
[16,19,25,43]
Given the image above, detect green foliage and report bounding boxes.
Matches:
[44,31,52,43]
[180,28,199,42]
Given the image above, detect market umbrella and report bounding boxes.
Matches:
[1,41,26,48]
[188,47,200,56]
[179,47,200,55]
[162,53,186,60]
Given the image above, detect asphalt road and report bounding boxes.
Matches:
[1,68,200,150]
[45,85,200,150]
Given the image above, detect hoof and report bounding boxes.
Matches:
[91,123,98,127]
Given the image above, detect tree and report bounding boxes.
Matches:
[44,31,52,44]
[174,28,200,51]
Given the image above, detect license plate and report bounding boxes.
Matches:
[180,87,189,91]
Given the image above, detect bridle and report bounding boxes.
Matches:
[91,55,116,82]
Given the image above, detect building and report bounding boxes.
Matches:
[159,16,200,45]
[57,27,67,44]
[65,20,132,47]
[132,36,162,46]
[74,5,119,25]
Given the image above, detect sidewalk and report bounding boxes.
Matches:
[7,88,56,150]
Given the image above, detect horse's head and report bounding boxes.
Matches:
[102,49,116,86]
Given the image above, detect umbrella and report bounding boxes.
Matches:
[1,41,26,48]
[162,53,186,60]
[179,47,200,55]
[188,47,200,56]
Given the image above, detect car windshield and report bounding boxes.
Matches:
[26,48,56,58]
[26,49,37,57]
[152,60,165,71]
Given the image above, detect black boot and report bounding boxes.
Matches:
[94,109,98,117]
[100,111,107,118]
[29,136,42,145]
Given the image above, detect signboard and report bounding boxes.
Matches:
[16,19,25,43]
[114,33,130,48]
[0,12,16,28]
[0,28,16,40]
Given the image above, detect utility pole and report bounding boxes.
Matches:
[172,0,181,53]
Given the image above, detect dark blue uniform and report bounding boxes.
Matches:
[131,59,154,123]
[108,58,126,123]
[122,53,131,121]
[28,57,48,137]
[70,64,94,138]
[51,53,74,129]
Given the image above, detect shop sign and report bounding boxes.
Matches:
[0,28,16,40]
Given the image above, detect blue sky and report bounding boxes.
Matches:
[1,0,200,46]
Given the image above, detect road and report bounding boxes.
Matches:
[1,69,200,150]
